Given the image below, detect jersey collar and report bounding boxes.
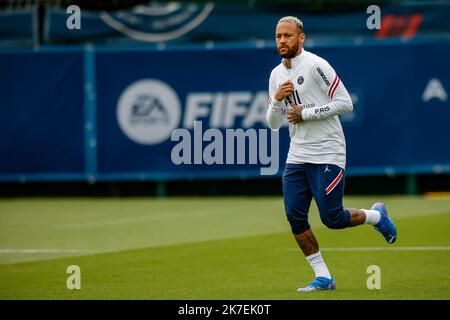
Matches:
[282,48,306,69]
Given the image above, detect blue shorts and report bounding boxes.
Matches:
[282,163,350,234]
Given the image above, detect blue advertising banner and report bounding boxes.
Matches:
[0,8,37,47]
[41,2,450,46]
[336,42,450,174]
[0,40,449,182]
[0,50,85,179]
[95,47,283,179]
[93,41,450,179]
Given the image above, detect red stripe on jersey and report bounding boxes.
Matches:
[325,169,343,195]
[330,78,341,99]
[328,75,339,97]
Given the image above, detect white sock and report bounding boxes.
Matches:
[306,251,331,279]
[363,209,381,225]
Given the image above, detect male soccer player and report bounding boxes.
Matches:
[266,16,397,292]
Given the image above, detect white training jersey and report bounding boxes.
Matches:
[266,49,353,169]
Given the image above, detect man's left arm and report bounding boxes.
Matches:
[301,60,353,121]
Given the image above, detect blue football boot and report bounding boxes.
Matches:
[297,276,336,292]
[372,202,397,244]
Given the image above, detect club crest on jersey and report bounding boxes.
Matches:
[297,76,304,85]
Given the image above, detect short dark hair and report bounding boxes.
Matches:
[277,16,304,34]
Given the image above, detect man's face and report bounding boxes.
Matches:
[275,21,304,58]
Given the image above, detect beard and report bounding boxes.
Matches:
[277,42,299,58]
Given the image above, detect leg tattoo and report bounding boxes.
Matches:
[347,208,366,227]
[293,228,320,257]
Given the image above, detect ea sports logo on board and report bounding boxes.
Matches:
[117,79,181,145]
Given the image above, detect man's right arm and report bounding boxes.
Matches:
[266,72,287,131]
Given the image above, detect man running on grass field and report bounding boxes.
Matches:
[266,16,397,292]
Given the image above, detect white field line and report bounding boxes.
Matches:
[279,246,450,252]
[0,249,96,254]
[2,246,450,255]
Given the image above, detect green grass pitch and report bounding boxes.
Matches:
[0,196,449,300]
